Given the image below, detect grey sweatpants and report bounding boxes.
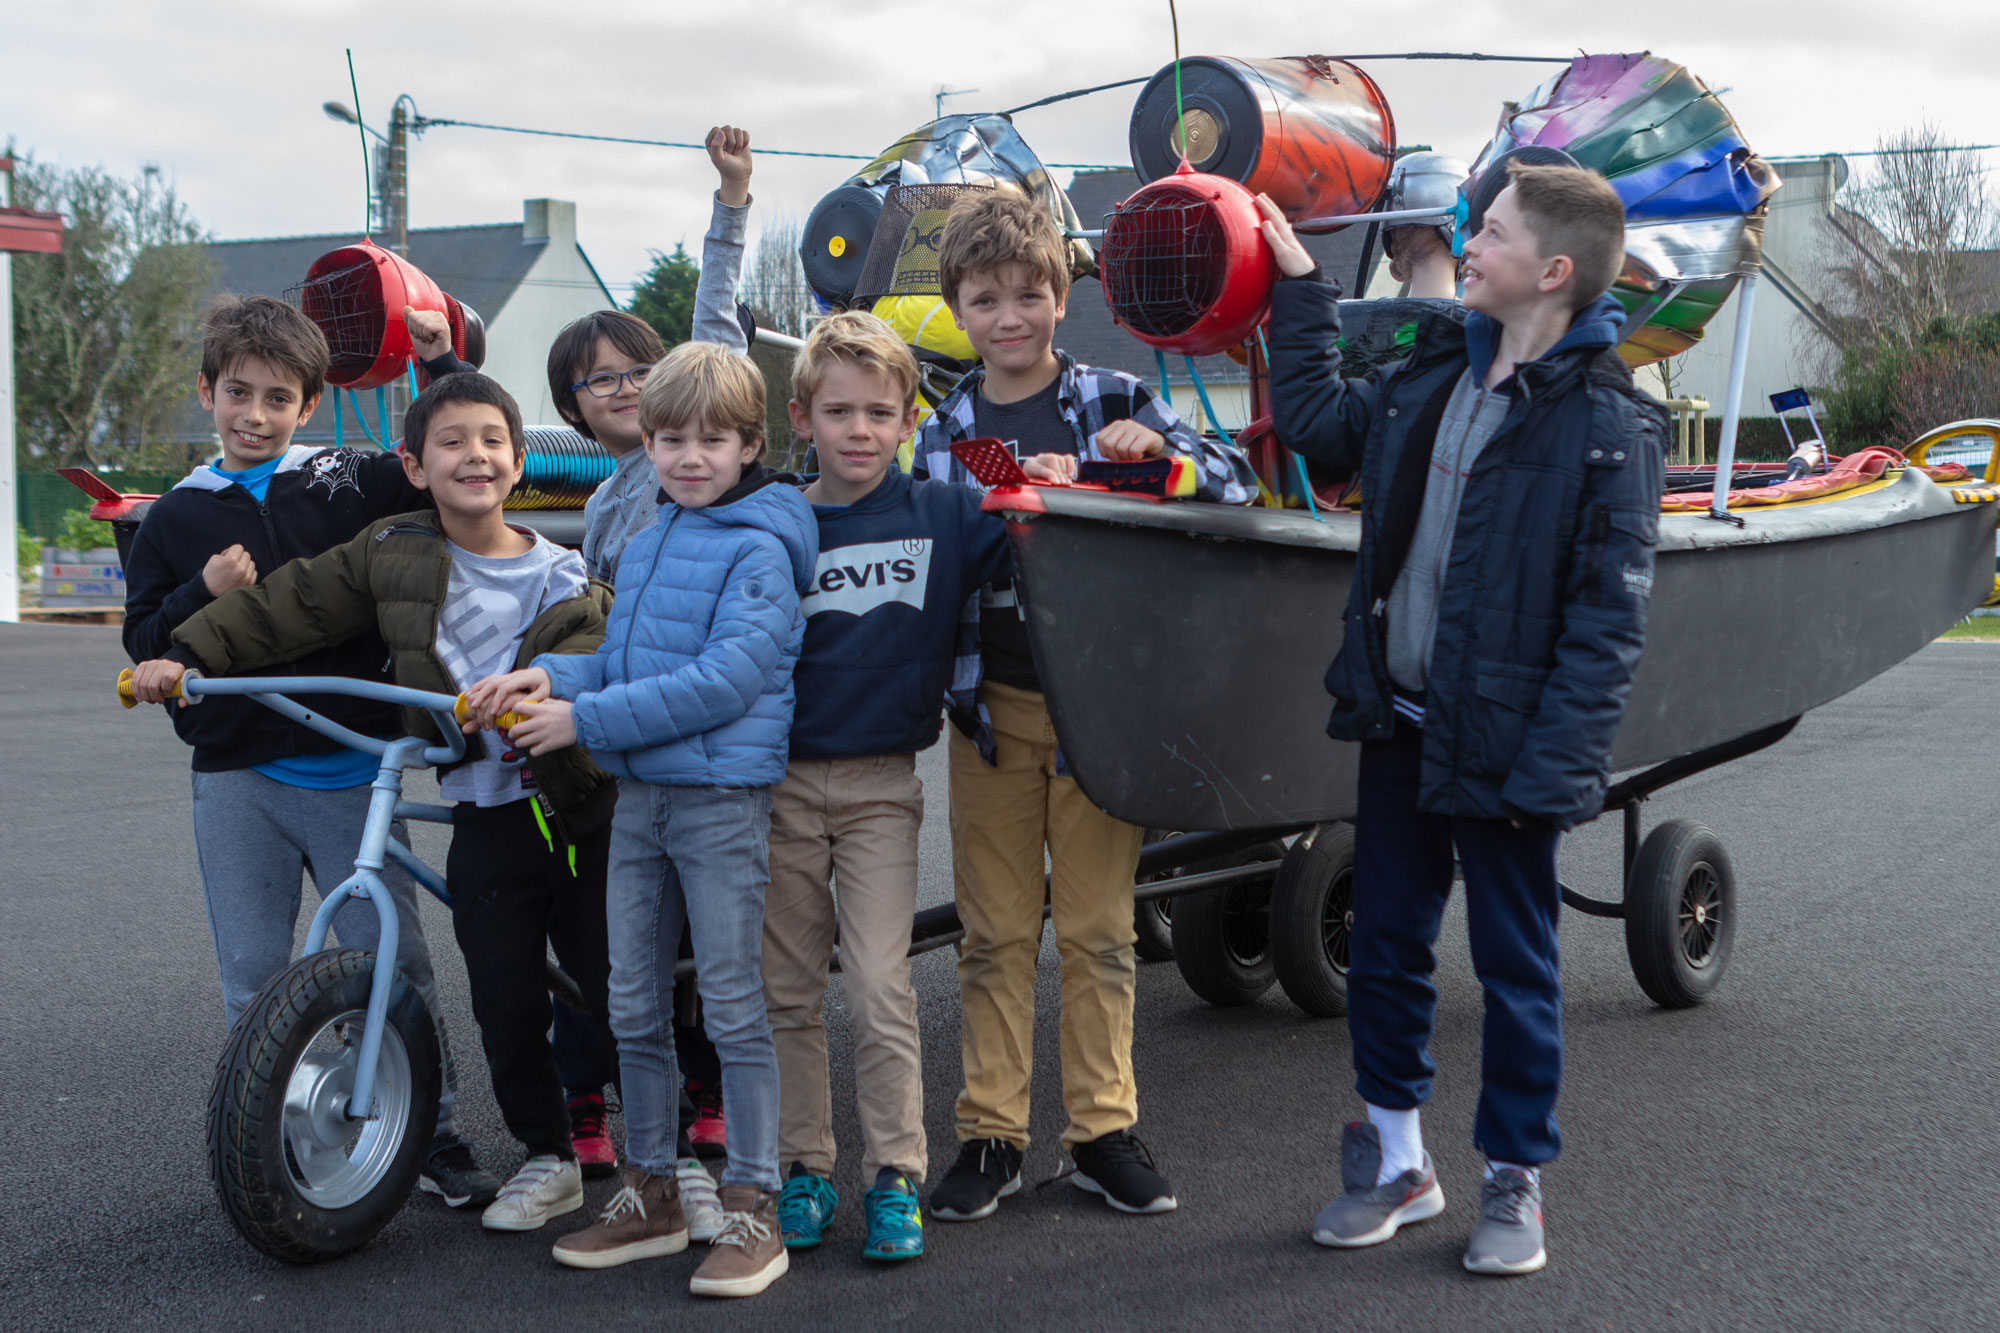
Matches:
[191,767,458,1137]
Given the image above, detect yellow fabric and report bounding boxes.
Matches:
[948,681,1145,1149]
[872,295,977,363]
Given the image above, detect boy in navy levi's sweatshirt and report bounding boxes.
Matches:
[760,312,1009,1263]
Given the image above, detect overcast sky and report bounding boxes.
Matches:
[7,1,1997,300]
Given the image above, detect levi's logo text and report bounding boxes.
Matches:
[802,539,932,618]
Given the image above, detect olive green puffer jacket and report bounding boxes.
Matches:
[168,511,617,840]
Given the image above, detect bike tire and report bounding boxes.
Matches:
[208,949,440,1264]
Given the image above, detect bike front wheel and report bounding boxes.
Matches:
[208,949,440,1263]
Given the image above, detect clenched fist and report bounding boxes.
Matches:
[404,305,454,362]
[203,544,257,597]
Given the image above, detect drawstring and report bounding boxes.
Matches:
[528,796,579,877]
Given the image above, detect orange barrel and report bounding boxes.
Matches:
[1128,55,1396,227]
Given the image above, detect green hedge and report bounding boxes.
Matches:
[16,470,182,542]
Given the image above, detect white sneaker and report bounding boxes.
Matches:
[678,1157,726,1242]
[481,1155,584,1232]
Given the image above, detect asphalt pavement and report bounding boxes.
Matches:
[2,622,1997,1331]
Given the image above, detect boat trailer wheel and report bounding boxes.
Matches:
[1623,818,1737,1009]
[1133,829,1180,963]
[1169,841,1286,1007]
[1270,822,1356,1017]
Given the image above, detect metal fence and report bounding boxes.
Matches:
[16,470,180,541]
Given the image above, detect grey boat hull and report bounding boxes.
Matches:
[999,467,1996,830]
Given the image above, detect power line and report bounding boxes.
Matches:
[1767,144,1998,160]
[1001,53,1574,115]
[417,115,1123,171]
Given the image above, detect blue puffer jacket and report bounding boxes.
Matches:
[538,468,819,788]
[1268,278,1667,831]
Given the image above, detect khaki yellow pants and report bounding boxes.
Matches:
[949,681,1146,1149]
[762,754,928,1182]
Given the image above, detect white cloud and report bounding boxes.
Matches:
[5,0,1995,299]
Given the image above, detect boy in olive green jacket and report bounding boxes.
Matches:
[131,372,617,1234]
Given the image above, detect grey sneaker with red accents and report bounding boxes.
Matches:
[1310,1120,1446,1248]
[1463,1167,1546,1275]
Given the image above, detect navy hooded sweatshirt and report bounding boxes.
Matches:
[790,467,1012,760]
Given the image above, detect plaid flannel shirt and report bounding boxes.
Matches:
[913,352,1258,765]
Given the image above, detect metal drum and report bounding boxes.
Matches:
[1128,56,1396,226]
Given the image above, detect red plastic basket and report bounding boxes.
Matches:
[1099,165,1274,357]
[292,241,468,390]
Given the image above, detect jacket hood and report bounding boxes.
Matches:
[671,464,819,594]
[1464,292,1627,383]
[171,443,321,492]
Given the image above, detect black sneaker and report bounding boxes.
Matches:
[1068,1130,1178,1215]
[419,1137,501,1209]
[930,1138,1023,1222]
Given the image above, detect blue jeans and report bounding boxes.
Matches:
[607,781,780,1190]
[1349,722,1565,1165]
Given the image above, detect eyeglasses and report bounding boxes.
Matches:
[570,365,653,399]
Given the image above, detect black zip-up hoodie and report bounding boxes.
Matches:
[122,444,429,772]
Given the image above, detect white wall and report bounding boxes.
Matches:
[481,200,616,427]
[1664,158,1847,423]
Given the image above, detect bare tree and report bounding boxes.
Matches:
[1821,125,1998,347]
[10,154,214,469]
[740,217,818,340]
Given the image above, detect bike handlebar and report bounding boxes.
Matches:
[117,669,533,738]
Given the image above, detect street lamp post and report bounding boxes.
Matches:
[321,96,424,259]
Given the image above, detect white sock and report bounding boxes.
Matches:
[1365,1104,1425,1185]
[1486,1160,1541,1185]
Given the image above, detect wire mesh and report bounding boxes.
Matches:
[286,260,389,387]
[852,183,995,305]
[1099,185,1226,340]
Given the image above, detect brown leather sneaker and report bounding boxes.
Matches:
[550,1167,688,1270]
[689,1185,789,1297]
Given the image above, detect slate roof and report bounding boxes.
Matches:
[1058,169,1385,387]
[173,222,556,446]
[208,223,543,331]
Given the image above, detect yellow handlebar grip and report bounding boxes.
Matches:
[453,694,532,731]
[117,667,182,708]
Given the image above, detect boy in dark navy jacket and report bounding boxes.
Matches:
[761,311,1010,1264]
[1260,164,1666,1276]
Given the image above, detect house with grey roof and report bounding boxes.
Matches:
[176,198,614,449]
[1060,169,1386,435]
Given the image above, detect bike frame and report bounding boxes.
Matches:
[178,674,469,1121]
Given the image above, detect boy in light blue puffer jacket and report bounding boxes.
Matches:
[468,340,817,1299]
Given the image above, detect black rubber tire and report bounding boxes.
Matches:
[1133,828,1178,963]
[1624,819,1736,1009]
[1270,823,1357,1017]
[208,949,440,1264]
[1169,842,1285,1006]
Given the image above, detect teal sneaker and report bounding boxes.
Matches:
[862,1169,924,1262]
[777,1164,838,1249]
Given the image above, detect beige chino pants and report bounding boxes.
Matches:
[949,681,1146,1150]
[762,754,928,1182]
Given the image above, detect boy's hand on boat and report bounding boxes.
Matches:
[1255,194,1317,279]
[202,544,257,596]
[1095,420,1166,461]
[131,659,188,708]
[1021,453,1078,484]
[463,667,550,732]
[708,126,753,207]
[504,698,576,755]
[403,305,454,362]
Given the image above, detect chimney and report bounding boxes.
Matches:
[522,198,576,246]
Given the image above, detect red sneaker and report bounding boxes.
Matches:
[686,1080,727,1159]
[568,1090,617,1179]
